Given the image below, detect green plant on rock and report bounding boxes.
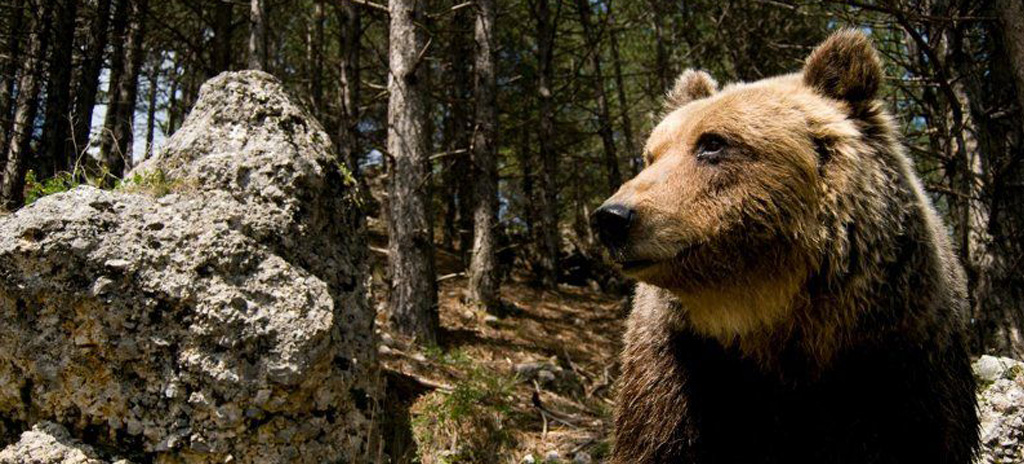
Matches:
[117,169,183,197]
[24,170,81,205]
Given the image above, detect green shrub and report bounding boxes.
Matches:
[24,170,80,205]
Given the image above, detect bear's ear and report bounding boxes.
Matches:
[665,69,718,110]
[802,29,882,105]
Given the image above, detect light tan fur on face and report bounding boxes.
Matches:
[601,31,898,355]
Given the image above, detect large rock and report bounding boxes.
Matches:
[0,422,129,464]
[0,71,378,463]
[974,355,1024,464]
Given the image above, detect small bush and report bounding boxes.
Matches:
[24,170,80,205]
[413,349,518,464]
[117,169,183,197]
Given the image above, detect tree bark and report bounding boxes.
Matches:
[996,0,1024,121]
[67,0,112,166]
[143,59,159,160]
[1,1,52,210]
[309,0,325,116]
[468,0,500,310]
[39,0,79,179]
[248,0,267,71]
[100,0,148,181]
[97,0,129,178]
[649,0,671,94]
[439,4,474,261]
[336,0,361,174]
[212,0,234,75]
[608,3,640,176]
[574,0,620,194]
[531,0,560,287]
[386,0,438,344]
[0,0,27,172]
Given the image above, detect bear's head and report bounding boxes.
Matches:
[593,30,892,338]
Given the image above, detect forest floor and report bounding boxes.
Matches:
[368,226,628,463]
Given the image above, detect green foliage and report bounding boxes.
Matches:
[116,169,181,197]
[412,348,518,463]
[23,170,81,205]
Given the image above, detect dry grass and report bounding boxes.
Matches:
[373,237,627,463]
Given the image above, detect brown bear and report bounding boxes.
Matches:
[591,30,979,463]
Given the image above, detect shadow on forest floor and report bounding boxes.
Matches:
[374,253,627,463]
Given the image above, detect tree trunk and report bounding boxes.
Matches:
[468,0,500,310]
[39,0,79,179]
[1,1,52,210]
[996,0,1024,120]
[649,0,671,94]
[574,0,620,194]
[439,5,474,262]
[97,0,129,178]
[309,0,325,116]
[166,64,181,135]
[531,0,560,287]
[518,126,535,236]
[248,0,266,71]
[336,0,361,174]
[100,0,148,181]
[67,0,112,166]
[0,0,27,171]
[386,0,438,344]
[0,0,26,174]
[212,0,234,75]
[144,59,159,160]
[608,3,640,176]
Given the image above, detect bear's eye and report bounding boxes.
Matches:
[695,134,728,162]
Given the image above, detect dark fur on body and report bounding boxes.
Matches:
[606,31,979,463]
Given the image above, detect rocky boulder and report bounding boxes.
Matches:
[974,355,1024,464]
[0,422,131,464]
[0,71,378,463]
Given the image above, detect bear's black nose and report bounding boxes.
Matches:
[591,204,635,249]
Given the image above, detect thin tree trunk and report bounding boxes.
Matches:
[608,3,640,176]
[0,0,27,172]
[336,0,361,174]
[649,0,671,94]
[574,0,620,194]
[441,5,474,263]
[310,0,325,115]
[166,64,181,135]
[39,0,79,179]
[387,0,438,344]
[996,0,1024,123]
[469,0,500,310]
[212,0,233,75]
[97,0,129,177]
[531,0,560,287]
[518,126,535,236]
[1,1,52,210]
[67,0,112,166]
[248,0,266,71]
[144,59,159,160]
[101,0,148,181]
[439,9,471,252]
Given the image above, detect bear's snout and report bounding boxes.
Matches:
[591,203,636,251]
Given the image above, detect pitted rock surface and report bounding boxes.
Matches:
[0,71,377,463]
[0,422,130,464]
[975,355,1024,464]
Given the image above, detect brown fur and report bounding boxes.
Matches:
[602,30,979,463]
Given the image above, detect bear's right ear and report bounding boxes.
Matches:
[803,29,882,106]
[665,69,718,110]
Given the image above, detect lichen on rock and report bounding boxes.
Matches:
[0,71,378,463]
